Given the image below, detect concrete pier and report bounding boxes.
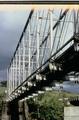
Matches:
[1,100,30,120]
[64,107,79,120]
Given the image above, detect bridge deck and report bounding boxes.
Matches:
[10,39,79,101]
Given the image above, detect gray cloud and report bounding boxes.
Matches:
[0,11,29,80]
[0,11,29,55]
[0,69,7,81]
[0,55,11,69]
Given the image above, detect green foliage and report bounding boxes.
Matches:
[27,92,64,120]
[0,81,7,87]
[27,91,79,120]
[0,86,6,119]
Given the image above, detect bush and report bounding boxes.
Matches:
[27,92,64,120]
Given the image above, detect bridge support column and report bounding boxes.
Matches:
[23,100,29,120]
[8,101,19,120]
[1,101,11,120]
[18,100,29,120]
[64,107,79,120]
[18,101,24,120]
[6,100,30,120]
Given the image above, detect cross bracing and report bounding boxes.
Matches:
[7,9,79,102]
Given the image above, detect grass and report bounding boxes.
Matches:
[0,87,7,113]
[0,87,6,96]
[28,90,78,120]
[35,90,79,106]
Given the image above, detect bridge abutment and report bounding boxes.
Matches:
[64,107,79,120]
[18,100,30,120]
[6,100,30,120]
[9,101,19,120]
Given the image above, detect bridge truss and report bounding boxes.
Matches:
[7,9,79,102]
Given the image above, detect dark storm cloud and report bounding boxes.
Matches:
[0,28,21,55]
[0,11,29,56]
[0,69,7,81]
[0,11,30,80]
[0,55,11,70]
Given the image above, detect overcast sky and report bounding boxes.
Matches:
[0,10,30,81]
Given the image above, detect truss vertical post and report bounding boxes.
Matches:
[7,68,9,95]
[11,64,13,93]
[19,46,21,85]
[50,9,53,52]
[9,68,11,95]
[12,60,14,91]
[10,66,12,93]
[7,69,8,94]
[37,10,40,69]
[23,36,25,81]
[9,69,11,95]
[28,22,31,76]
[14,60,15,90]
[73,10,76,35]
[11,66,13,93]
[8,69,10,95]
[15,53,17,89]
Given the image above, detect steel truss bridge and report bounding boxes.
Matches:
[7,9,79,103]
